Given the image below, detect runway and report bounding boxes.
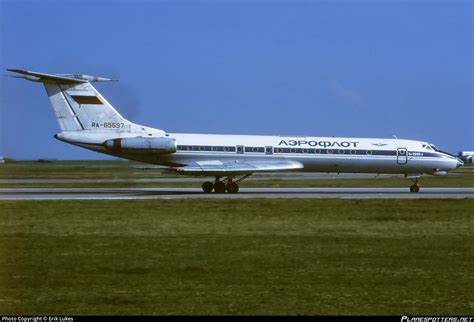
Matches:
[0,187,472,200]
[0,172,402,184]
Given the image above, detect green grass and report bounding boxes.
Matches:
[0,160,172,180]
[0,199,472,315]
[0,161,472,188]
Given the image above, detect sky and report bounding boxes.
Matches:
[0,0,472,160]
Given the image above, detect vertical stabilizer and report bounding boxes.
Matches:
[7,69,165,136]
[43,81,132,132]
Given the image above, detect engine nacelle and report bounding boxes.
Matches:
[104,137,176,154]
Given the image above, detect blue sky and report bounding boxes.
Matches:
[0,0,472,159]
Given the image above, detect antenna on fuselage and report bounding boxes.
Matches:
[392,135,398,139]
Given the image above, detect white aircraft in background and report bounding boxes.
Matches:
[7,69,463,193]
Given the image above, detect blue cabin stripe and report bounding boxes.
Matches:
[176,145,443,158]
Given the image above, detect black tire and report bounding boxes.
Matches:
[226,182,239,193]
[410,184,420,193]
[202,181,214,193]
[214,181,226,193]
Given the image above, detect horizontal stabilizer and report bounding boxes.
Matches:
[6,69,117,84]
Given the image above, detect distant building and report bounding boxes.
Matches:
[458,151,474,164]
[0,157,4,164]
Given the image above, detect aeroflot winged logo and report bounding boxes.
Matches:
[278,139,359,148]
[372,143,388,147]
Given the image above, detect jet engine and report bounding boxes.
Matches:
[104,137,176,154]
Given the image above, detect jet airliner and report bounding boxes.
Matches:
[7,69,463,193]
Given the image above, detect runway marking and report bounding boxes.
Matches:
[0,187,472,200]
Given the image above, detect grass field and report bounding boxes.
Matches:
[0,199,472,315]
[0,160,171,180]
[0,161,472,188]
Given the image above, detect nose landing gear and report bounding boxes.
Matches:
[410,184,420,193]
[407,175,420,193]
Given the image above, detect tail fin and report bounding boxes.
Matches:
[6,69,133,132]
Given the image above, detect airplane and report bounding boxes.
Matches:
[6,69,464,193]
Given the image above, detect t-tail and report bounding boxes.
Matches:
[6,69,173,161]
[7,69,140,132]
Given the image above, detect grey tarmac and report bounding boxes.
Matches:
[0,187,472,200]
[0,173,401,183]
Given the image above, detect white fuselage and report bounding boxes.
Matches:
[57,131,463,176]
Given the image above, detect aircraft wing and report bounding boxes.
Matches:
[164,160,304,176]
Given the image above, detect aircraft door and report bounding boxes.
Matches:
[397,148,408,165]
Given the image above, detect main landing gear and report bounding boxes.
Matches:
[201,180,238,193]
[201,175,251,193]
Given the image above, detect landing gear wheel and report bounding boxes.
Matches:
[214,181,227,193]
[202,181,214,193]
[226,182,239,193]
[410,184,420,193]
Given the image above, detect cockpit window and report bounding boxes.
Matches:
[429,143,438,151]
[426,143,456,158]
[423,143,437,151]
